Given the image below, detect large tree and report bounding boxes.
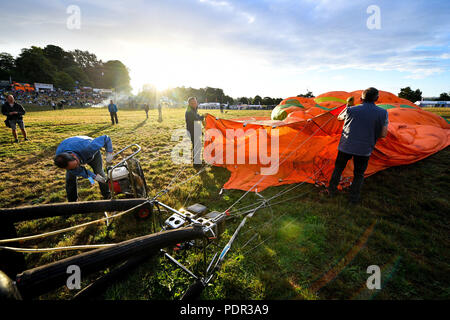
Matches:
[437,92,450,101]
[102,60,131,93]
[63,65,93,87]
[253,95,262,105]
[43,45,76,70]
[238,97,250,104]
[0,53,15,80]
[262,96,274,105]
[70,49,101,69]
[14,46,56,83]
[399,87,422,103]
[54,71,75,91]
[297,90,314,98]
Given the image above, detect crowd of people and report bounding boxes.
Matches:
[0,88,110,109]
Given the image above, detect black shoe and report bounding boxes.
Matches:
[13,139,19,143]
[327,187,337,198]
[24,138,29,141]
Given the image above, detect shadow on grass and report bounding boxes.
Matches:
[130,119,147,132]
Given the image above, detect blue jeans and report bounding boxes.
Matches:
[66,152,110,202]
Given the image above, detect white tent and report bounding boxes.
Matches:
[34,83,53,91]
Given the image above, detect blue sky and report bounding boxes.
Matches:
[1,0,449,98]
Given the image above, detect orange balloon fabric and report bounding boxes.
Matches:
[204,90,450,191]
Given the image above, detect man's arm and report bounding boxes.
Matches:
[17,104,26,116]
[70,166,96,180]
[380,112,389,138]
[87,135,113,154]
[196,113,205,121]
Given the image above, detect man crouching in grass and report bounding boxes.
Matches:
[54,135,115,202]
[1,95,28,143]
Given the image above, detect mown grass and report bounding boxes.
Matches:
[0,106,448,300]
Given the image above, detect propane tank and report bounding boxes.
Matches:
[111,166,129,181]
[109,166,130,194]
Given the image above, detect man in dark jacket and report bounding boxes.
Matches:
[185,97,205,164]
[158,103,163,122]
[1,95,28,143]
[328,87,388,204]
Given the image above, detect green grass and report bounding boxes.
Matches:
[0,107,449,300]
[422,107,450,120]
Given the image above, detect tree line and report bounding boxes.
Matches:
[399,87,449,102]
[0,45,131,93]
[138,84,309,106]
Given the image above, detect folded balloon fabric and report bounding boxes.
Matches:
[204,90,450,191]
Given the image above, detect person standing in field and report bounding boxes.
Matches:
[185,97,205,165]
[328,87,388,204]
[108,100,119,125]
[144,103,150,119]
[158,103,163,122]
[1,95,28,143]
[54,135,114,202]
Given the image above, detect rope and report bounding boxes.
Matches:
[0,200,150,244]
[0,243,116,253]
[223,114,336,214]
[151,133,206,200]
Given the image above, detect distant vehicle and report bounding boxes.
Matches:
[415,101,450,108]
[199,102,220,109]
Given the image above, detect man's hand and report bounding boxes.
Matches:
[337,107,347,121]
[106,152,114,164]
[380,125,388,138]
[94,174,107,184]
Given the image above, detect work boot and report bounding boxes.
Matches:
[327,186,337,198]
[348,194,361,206]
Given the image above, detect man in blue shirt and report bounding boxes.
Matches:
[108,100,118,125]
[54,135,114,202]
[328,87,388,204]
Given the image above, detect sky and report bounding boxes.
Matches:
[1,0,449,98]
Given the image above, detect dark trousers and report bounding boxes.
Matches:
[328,151,370,201]
[188,129,202,164]
[66,152,110,202]
[110,112,118,124]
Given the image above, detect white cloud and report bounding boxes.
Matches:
[198,0,255,23]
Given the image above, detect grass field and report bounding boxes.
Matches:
[0,106,449,300]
